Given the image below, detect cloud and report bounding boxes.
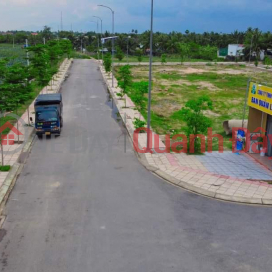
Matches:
[0,0,272,32]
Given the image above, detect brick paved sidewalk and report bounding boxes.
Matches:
[0,59,72,189]
[100,63,272,205]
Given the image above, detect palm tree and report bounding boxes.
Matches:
[244,28,263,61]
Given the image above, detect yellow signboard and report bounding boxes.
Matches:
[247,82,272,115]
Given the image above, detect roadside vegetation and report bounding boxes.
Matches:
[0,40,72,137]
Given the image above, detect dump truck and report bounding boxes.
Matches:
[34,94,63,137]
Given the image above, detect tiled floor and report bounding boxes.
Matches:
[197,152,272,180]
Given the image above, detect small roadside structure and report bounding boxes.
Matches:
[247,82,272,156]
[228,44,244,58]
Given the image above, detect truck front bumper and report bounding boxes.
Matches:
[36,128,61,135]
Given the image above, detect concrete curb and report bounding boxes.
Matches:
[0,59,73,215]
[99,62,272,206]
[114,61,247,66]
[153,169,265,204]
[0,163,22,215]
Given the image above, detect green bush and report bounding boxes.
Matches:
[0,165,11,172]
[116,46,124,61]
[103,53,112,73]
[70,52,91,59]
[117,65,132,94]
[178,96,213,154]
[129,81,148,111]
[133,118,146,132]
[264,56,272,67]
[132,81,148,94]
[136,50,143,62]
[161,54,167,64]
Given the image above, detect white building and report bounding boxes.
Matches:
[228,44,245,57]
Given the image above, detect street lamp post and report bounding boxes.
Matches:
[26,39,30,66]
[93,16,104,61]
[98,4,115,88]
[127,35,131,63]
[147,0,154,151]
[90,21,98,59]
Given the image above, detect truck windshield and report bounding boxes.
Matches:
[36,111,58,122]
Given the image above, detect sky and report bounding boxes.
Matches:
[0,0,272,33]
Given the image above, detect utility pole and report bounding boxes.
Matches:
[127,35,131,63]
[96,20,99,59]
[98,5,115,87]
[61,11,63,31]
[26,39,29,66]
[90,21,97,58]
[43,37,46,45]
[147,0,154,151]
[93,16,103,61]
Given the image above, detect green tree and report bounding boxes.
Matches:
[136,49,143,63]
[0,63,33,112]
[244,28,263,61]
[47,40,63,66]
[129,81,148,112]
[161,54,167,64]
[117,65,132,95]
[41,26,53,41]
[199,45,217,61]
[179,96,213,154]
[178,43,190,63]
[264,56,272,68]
[103,53,112,73]
[28,45,51,87]
[59,40,73,59]
[115,46,124,61]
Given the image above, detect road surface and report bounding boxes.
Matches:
[0,59,272,272]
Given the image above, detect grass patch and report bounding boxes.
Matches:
[70,52,91,59]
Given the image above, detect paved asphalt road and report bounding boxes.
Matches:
[0,59,272,272]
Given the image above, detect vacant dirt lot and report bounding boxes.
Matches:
[117,64,272,150]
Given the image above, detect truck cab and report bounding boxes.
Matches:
[34,94,63,137]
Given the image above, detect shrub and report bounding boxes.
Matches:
[132,81,148,94]
[118,65,132,93]
[117,65,132,107]
[0,165,11,172]
[264,56,272,68]
[129,81,148,111]
[161,54,167,64]
[103,53,112,73]
[178,96,213,154]
[133,118,146,132]
[136,50,143,63]
[116,46,124,61]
